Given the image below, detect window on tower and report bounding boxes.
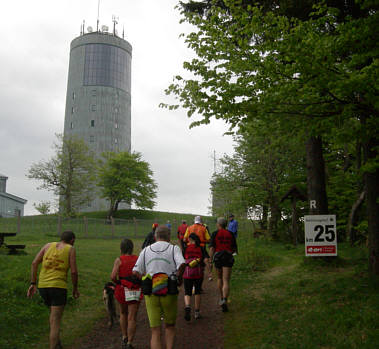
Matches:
[91,120,95,127]
[91,105,96,111]
[115,123,119,129]
[70,122,73,129]
[115,138,118,144]
[72,92,75,100]
[83,44,130,92]
[90,135,95,143]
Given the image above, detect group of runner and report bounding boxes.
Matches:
[27,215,238,349]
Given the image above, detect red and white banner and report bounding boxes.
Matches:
[306,245,336,254]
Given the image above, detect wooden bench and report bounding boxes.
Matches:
[6,244,26,254]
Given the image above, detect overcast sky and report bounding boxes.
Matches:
[0,0,234,217]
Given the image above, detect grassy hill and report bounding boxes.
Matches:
[0,224,378,348]
[0,209,217,241]
[225,238,379,348]
[83,208,215,224]
[0,208,216,349]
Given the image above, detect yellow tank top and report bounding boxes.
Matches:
[38,242,71,289]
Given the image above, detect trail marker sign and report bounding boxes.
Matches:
[304,215,337,257]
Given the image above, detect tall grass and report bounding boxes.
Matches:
[0,230,144,349]
[224,235,379,348]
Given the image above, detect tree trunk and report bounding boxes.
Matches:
[363,137,379,275]
[108,200,120,220]
[114,200,120,214]
[268,203,280,239]
[107,200,115,220]
[306,136,328,214]
[64,191,72,217]
[291,197,298,246]
[347,191,365,245]
[261,205,268,229]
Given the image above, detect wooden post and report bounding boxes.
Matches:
[57,216,62,237]
[111,216,115,238]
[84,216,88,238]
[16,210,21,234]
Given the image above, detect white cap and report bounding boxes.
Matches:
[194,216,202,224]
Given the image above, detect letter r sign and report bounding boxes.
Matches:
[310,200,317,209]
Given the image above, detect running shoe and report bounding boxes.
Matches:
[221,299,228,312]
[121,337,128,349]
[184,306,191,321]
[194,310,201,319]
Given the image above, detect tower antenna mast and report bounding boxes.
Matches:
[97,0,101,32]
[112,15,119,35]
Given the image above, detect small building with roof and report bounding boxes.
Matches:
[0,173,27,217]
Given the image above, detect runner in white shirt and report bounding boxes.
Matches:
[133,226,185,349]
[133,241,185,277]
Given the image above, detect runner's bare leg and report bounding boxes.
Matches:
[222,267,232,299]
[204,258,212,279]
[216,268,223,299]
[165,323,175,349]
[127,303,139,342]
[194,294,201,310]
[151,326,162,349]
[119,303,128,339]
[184,295,191,307]
[49,305,64,349]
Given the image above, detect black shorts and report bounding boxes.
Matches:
[213,251,234,269]
[39,288,67,307]
[183,278,203,295]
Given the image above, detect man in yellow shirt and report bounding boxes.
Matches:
[27,230,79,349]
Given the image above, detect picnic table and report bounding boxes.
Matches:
[0,232,25,254]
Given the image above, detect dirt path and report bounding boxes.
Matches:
[70,277,224,349]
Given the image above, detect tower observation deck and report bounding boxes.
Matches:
[63,30,132,212]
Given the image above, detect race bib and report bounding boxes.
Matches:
[124,288,141,302]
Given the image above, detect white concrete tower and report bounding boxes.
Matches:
[63,28,132,212]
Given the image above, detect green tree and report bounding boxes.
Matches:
[97,152,158,218]
[212,118,306,238]
[166,0,378,273]
[33,201,52,215]
[27,134,97,217]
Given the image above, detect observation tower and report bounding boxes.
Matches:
[63,22,132,211]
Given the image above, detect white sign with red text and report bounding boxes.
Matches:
[304,215,337,257]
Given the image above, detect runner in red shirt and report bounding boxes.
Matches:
[209,218,237,313]
[111,239,142,349]
[177,220,188,251]
[183,233,206,321]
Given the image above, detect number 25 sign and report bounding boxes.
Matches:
[304,215,337,257]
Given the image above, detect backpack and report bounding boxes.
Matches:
[183,257,203,279]
[143,244,178,296]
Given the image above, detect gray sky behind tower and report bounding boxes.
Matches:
[0,0,234,217]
